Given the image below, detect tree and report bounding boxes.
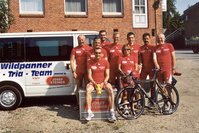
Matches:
[163,0,185,49]
[0,0,14,33]
[163,0,183,34]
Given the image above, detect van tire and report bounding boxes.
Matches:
[0,85,22,110]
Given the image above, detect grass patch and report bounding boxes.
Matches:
[111,122,125,130]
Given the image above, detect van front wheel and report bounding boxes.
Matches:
[0,85,22,110]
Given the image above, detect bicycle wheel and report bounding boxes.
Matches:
[115,86,145,120]
[156,84,179,115]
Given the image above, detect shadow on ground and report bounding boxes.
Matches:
[20,96,79,120]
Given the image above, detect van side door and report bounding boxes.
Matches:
[24,36,75,96]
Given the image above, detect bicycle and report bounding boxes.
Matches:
[115,69,180,120]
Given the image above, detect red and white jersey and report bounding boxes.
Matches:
[154,43,174,70]
[100,41,112,51]
[129,43,141,63]
[71,44,92,72]
[140,44,156,70]
[107,43,123,67]
[118,55,136,75]
[87,58,110,83]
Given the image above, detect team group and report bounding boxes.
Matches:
[70,30,177,122]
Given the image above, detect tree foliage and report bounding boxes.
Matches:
[0,0,14,33]
[163,0,184,33]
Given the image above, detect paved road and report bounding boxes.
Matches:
[173,50,199,133]
[175,50,199,60]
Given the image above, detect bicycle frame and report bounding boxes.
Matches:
[135,82,162,112]
[133,69,167,113]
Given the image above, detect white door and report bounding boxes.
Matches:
[24,36,75,96]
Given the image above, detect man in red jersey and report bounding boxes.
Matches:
[85,47,116,122]
[153,33,176,84]
[140,33,156,100]
[70,35,92,110]
[126,32,141,78]
[106,32,123,85]
[87,36,108,61]
[99,30,112,51]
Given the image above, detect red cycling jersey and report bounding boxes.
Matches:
[140,44,156,70]
[154,43,174,70]
[130,44,141,63]
[71,44,92,73]
[107,43,123,67]
[140,44,156,80]
[127,44,141,78]
[154,43,174,83]
[118,55,136,75]
[106,43,123,84]
[100,41,112,52]
[87,58,110,84]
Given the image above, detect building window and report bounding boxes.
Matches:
[102,0,123,16]
[65,0,87,15]
[132,0,148,28]
[19,0,44,15]
[162,0,167,12]
[185,15,188,21]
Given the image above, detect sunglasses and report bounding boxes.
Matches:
[95,52,101,54]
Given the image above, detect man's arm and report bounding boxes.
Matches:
[137,53,142,73]
[135,63,139,72]
[171,51,176,69]
[87,68,97,86]
[153,53,160,69]
[104,69,110,84]
[138,53,142,66]
[118,64,125,76]
[70,54,77,79]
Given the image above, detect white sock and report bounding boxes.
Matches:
[110,108,114,112]
[88,109,92,113]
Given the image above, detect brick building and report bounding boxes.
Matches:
[183,2,199,38]
[8,0,163,44]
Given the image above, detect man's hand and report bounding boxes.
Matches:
[155,65,160,70]
[103,81,108,85]
[73,72,77,79]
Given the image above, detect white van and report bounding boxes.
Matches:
[0,31,98,110]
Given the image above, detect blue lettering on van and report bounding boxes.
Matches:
[1,63,52,70]
[7,70,53,77]
[31,70,52,76]
[8,71,23,77]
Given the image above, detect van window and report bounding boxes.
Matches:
[25,37,73,61]
[0,38,24,62]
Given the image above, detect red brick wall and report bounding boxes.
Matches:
[9,0,162,44]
